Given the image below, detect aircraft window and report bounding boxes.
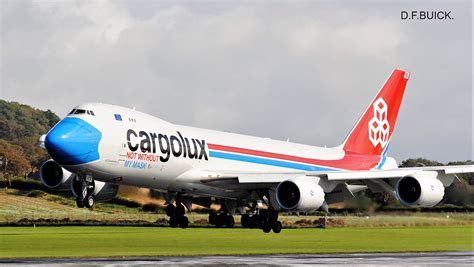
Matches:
[74,109,86,115]
[86,110,91,115]
[89,110,95,116]
[68,109,76,115]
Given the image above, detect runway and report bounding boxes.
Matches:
[1,252,472,266]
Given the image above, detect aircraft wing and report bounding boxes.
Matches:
[315,165,474,181]
[200,165,474,185]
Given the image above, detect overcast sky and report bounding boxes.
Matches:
[1,0,472,163]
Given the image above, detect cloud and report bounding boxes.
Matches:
[1,0,471,162]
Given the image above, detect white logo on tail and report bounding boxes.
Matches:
[368,97,390,148]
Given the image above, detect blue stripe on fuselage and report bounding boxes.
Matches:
[376,144,390,169]
[209,151,338,171]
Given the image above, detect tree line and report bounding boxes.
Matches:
[0,100,60,177]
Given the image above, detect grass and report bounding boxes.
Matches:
[1,187,160,224]
[0,190,156,224]
[2,190,473,228]
[1,180,473,258]
[0,226,472,258]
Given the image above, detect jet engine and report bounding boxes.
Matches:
[396,171,444,207]
[40,160,76,190]
[71,178,118,201]
[276,176,325,211]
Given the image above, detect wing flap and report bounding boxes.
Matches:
[199,170,304,185]
[324,165,474,181]
[199,165,473,184]
[444,166,474,174]
[324,170,411,180]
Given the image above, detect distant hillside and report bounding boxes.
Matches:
[0,100,59,141]
[0,100,60,174]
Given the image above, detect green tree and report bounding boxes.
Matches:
[0,100,60,141]
[0,100,60,172]
[399,158,443,167]
[0,139,31,176]
[13,137,49,172]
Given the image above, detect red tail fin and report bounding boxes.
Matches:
[342,69,409,156]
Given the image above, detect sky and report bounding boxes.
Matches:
[1,0,472,163]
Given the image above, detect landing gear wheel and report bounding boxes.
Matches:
[84,195,94,209]
[165,205,176,217]
[226,215,235,228]
[269,210,278,221]
[258,209,268,228]
[169,216,178,227]
[262,222,272,233]
[178,216,189,229]
[73,174,95,209]
[241,214,250,228]
[216,213,226,228]
[272,221,282,234]
[76,198,84,208]
[250,214,259,228]
[209,212,217,225]
[175,204,185,217]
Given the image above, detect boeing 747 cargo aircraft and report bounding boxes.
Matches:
[39,69,474,233]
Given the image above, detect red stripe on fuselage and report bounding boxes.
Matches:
[207,143,380,171]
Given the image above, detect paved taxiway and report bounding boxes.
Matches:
[1,252,472,266]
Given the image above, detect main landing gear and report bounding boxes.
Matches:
[208,212,235,228]
[241,209,282,233]
[165,202,189,229]
[208,208,282,233]
[208,200,235,228]
[73,175,95,209]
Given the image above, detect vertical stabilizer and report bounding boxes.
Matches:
[342,69,409,156]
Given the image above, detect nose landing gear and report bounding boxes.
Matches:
[73,174,95,209]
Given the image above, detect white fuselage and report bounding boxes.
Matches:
[61,102,396,199]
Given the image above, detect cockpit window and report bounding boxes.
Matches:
[69,108,95,116]
[74,109,86,114]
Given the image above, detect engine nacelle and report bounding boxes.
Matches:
[40,160,76,190]
[276,176,325,211]
[71,178,118,202]
[396,171,444,207]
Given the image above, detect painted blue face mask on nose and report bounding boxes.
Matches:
[45,117,101,165]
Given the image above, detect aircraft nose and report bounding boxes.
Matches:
[45,117,102,165]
